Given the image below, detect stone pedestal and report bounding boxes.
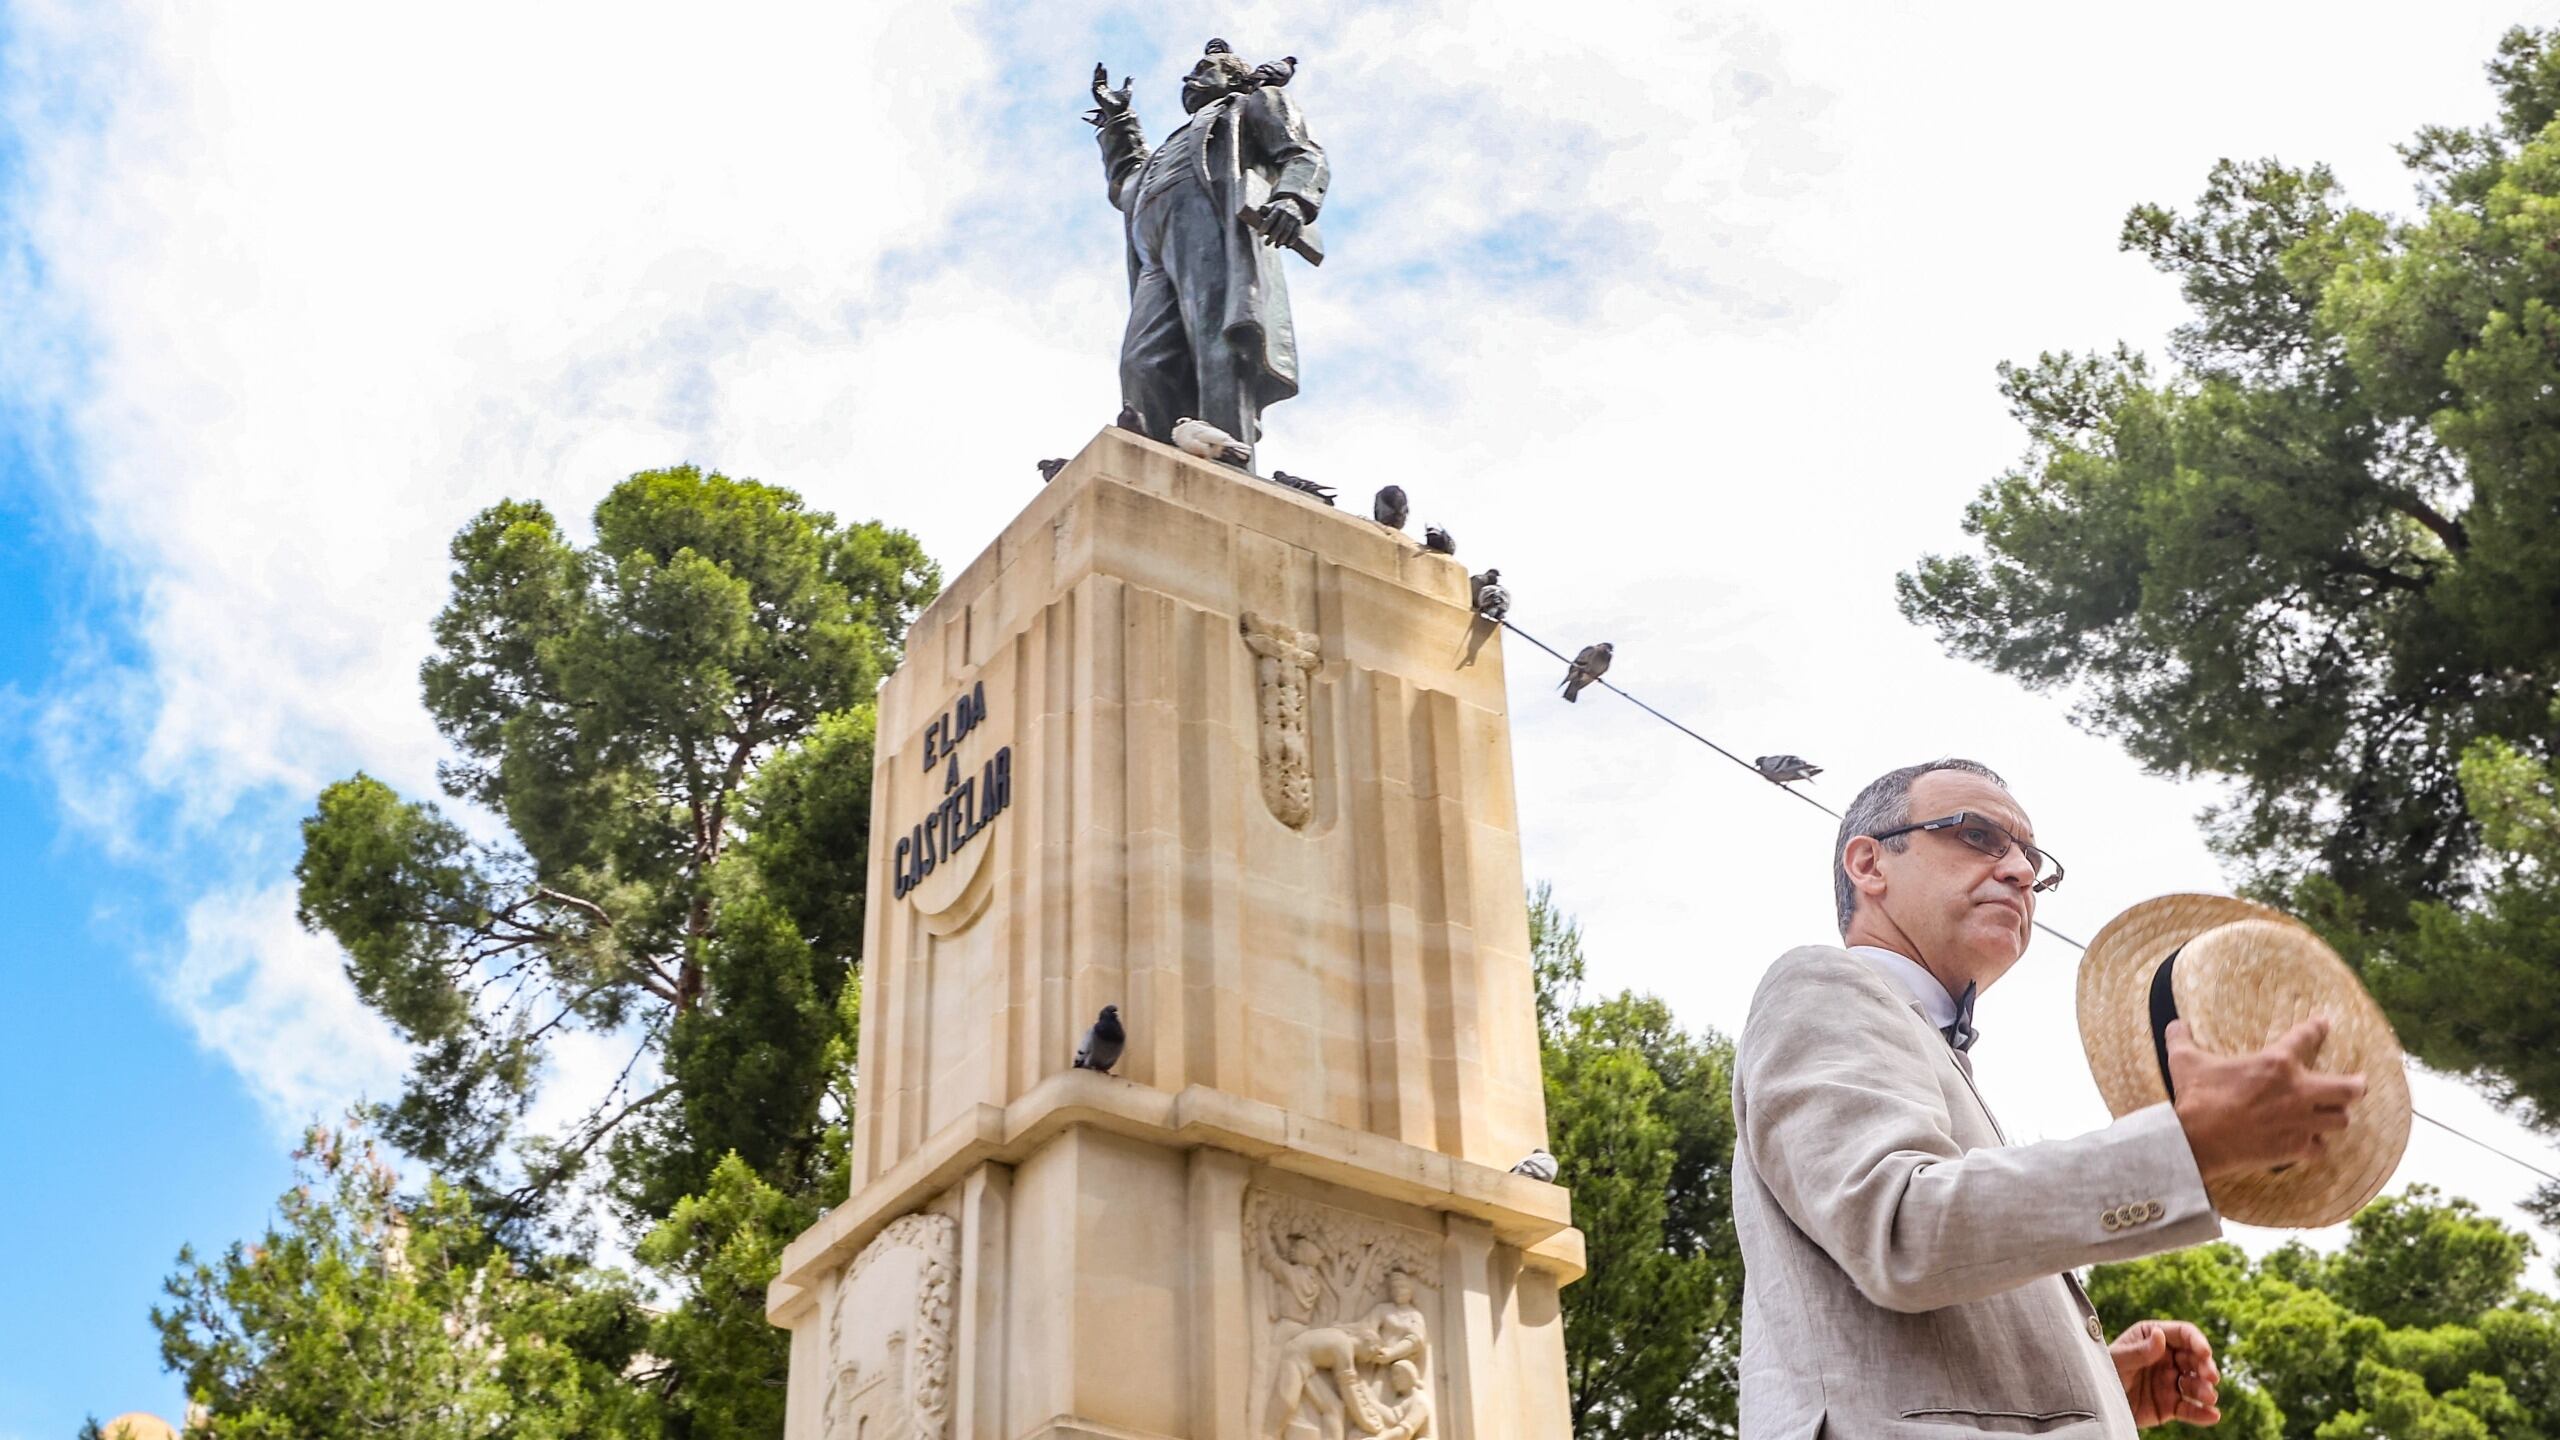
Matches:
[769,427,1582,1440]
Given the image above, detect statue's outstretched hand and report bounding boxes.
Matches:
[1086,64,1134,125]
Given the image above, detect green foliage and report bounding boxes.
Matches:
[2090,1186,2556,1440]
[632,1154,827,1438]
[153,1122,656,1439]
[1899,27,2560,1175]
[293,466,933,1224]
[244,466,930,1432]
[1533,887,1743,1438]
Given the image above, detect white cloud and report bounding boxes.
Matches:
[159,883,408,1129]
[8,0,2560,1280]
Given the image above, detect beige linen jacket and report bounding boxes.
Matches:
[1732,945,2221,1439]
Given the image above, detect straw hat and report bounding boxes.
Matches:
[2077,893,2410,1228]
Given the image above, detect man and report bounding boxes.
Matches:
[1087,40,1329,461]
[1732,758,2367,1438]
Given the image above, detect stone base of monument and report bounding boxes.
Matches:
[767,428,1582,1440]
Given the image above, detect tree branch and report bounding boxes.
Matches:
[2377,487,2470,555]
[2327,554,2430,594]
[498,1079,679,1218]
[535,886,614,930]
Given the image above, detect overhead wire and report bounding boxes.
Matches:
[1495,615,2558,1192]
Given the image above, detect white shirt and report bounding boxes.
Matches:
[1848,944,1961,1032]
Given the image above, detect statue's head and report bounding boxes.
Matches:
[1181,38,1254,113]
[1386,1270,1417,1304]
[1288,1234,1324,1265]
[1389,1360,1421,1395]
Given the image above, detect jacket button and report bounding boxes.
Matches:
[2100,1208,2121,1230]
[2087,1314,2106,1344]
[2146,1200,2164,1221]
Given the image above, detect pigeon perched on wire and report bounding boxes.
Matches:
[1037,458,1068,483]
[1073,1005,1126,1074]
[1754,754,1823,785]
[1173,417,1253,466]
[1270,470,1337,505]
[1560,642,1612,702]
[1470,568,1509,621]
[1511,1149,1559,1182]
[1373,485,1409,532]
[1423,526,1456,556]
[1116,403,1148,435]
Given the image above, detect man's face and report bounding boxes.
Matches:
[1862,770,2041,984]
[1181,56,1241,113]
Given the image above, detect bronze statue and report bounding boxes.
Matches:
[1086,39,1329,467]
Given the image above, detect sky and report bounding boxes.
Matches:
[8,0,2560,1431]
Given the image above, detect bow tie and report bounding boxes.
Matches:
[1942,980,1979,1053]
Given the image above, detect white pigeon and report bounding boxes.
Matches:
[1511,1148,1559,1182]
[1172,417,1253,465]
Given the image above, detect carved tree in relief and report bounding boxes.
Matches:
[824,1212,959,1440]
[1239,612,1321,829]
[1246,1188,1439,1440]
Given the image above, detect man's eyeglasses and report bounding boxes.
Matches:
[1868,812,2065,894]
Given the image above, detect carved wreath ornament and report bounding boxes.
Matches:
[1246,1189,1439,1440]
[824,1211,960,1440]
[1240,612,1321,829]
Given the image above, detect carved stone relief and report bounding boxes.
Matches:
[1239,612,1321,829]
[824,1212,960,1440]
[1246,1188,1439,1440]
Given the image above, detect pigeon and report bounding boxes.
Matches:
[1373,485,1410,532]
[1115,403,1148,435]
[1249,54,1299,89]
[1270,470,1338,505]
[1037,458,1068,483]
[1754,754,1823,785]
[1469,568,1510,621]
[1560,641,1613,702]
[1423,526,1456,556]
[1073,1004,1126,1073]
[1511,1149,1559,1183]
[1172,417,1252,466]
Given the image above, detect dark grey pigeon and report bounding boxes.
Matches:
[1511,1148,1559,1182]
[1469,568,1509,621]
[1560,641,1613,702]
[1754,754,1823,785]
[1373,485,1409,531]
[1424,526,1456,556]
[1037,458,1068,483]
[1116,403,1147,435]
[1073,1004,1126,1073]
[1270,470,1338,505]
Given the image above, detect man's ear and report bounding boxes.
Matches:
[1842,834,1891,905]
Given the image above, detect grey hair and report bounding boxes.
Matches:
[1833,759,2010,935]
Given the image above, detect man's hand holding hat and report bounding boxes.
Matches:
[2167,1015,2369,1180]
[2080,894,2411,1226]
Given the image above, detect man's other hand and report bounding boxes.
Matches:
[2168,1016,2367,1180]
[2112,1319,2221,1427]
[1258,197,1307,249]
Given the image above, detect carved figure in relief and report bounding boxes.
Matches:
[1374,1361,1433,1440]
[1239,612,1320,828]
[1247,1190,1438,1440]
